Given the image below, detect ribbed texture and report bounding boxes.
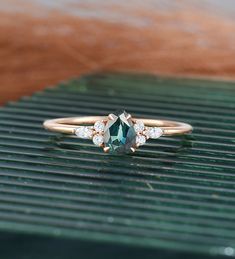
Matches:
[0,73,235,256]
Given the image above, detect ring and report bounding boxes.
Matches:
[43,110,193,153]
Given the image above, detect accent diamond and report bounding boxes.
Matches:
[136,135,146,146]
[75,126,93,139]
[134,120,145,133]
[93,134,104,146]
[94,121,105,133]
[146,127,163,139]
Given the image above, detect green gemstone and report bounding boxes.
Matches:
[104,110,136,153]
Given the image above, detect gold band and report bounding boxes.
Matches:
[43,113,193,153]
[43,116,192,136]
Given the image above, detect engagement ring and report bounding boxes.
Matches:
[43,110,192,153]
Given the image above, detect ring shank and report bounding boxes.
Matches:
[43,116,192,136]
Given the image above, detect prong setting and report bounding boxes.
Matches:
[130,147,136,153]
[103,147,110,153]
[108,114,116,120]
[126,114,132,120]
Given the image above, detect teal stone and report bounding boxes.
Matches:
[104,110,136,153]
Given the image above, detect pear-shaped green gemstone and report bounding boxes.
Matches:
[104,110,136,153]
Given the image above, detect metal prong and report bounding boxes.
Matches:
[103,147,110,153]
[130,147,136,153]
[108,114,116,120]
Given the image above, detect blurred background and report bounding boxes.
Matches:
[1,0,235,104]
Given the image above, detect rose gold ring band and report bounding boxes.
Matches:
[43,116,192,136]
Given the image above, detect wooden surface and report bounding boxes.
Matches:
[1,0,235,104]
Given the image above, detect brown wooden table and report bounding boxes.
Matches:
[1,0,235,104]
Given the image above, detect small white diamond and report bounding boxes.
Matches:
[93,134,104,146]
[136,135,146,146]
[94,121,105,133]
[134,120,145,133]
[146,127,163,139]
[75,127,93,139]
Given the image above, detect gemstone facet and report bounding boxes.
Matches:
[103,110,136,153]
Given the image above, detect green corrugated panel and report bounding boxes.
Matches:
[0,73,235,257]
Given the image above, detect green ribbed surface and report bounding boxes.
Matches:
[0,73,235,257]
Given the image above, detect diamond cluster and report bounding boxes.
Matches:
[93,121,105,146]
[75,121,105,147]
[75,111,163,153]
[134,120,163,147]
